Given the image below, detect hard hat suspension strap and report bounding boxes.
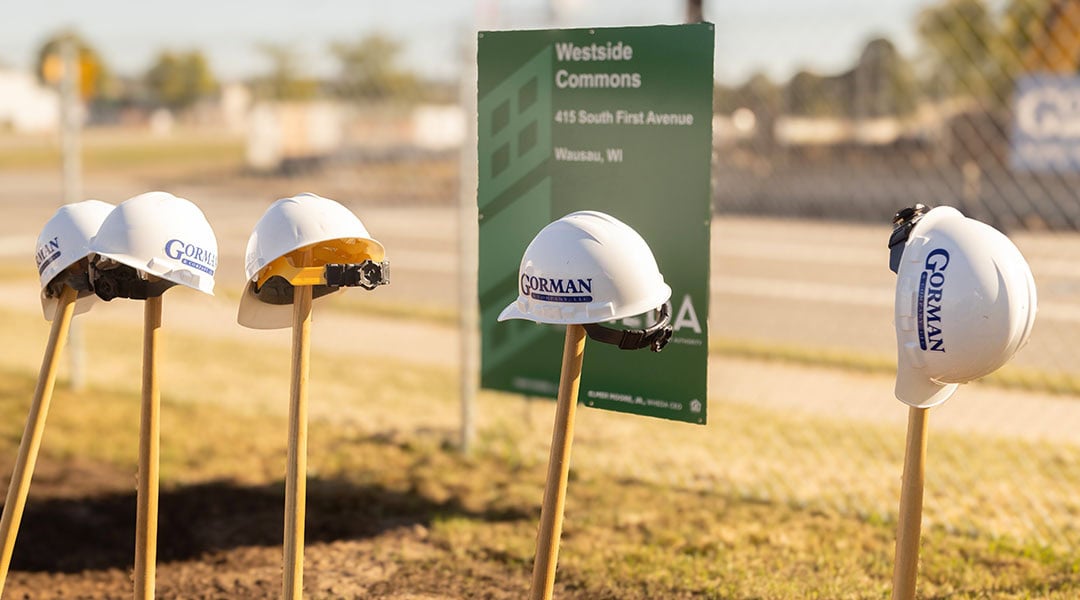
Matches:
[583,304,673,352]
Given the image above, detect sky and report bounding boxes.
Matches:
[0,0,930,85]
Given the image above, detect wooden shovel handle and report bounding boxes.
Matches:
[0,286,78,595]
[892,406,929,600]
[134,295,163,600]
[529,324,587,600]
[283,249,313,600]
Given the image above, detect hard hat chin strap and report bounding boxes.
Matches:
[888,204,930,274]
[583,304,673,352]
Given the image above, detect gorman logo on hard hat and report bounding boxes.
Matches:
[164,239,217,275]
[917,248,949,352]
[520,275,594,303]
[35,236,61,275]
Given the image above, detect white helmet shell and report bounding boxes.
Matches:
[89,191,218,295]
[36,199,115,320]
[893,206,1037,408]
[498,211,672,325]
[238,193,386,330]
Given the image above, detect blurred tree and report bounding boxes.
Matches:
[786,70,846,116]
[853,38,919,117]
[35,30,116,102]
[998,0,1065,91]
[918,0,1063,105]
[145,50,218,111]
[917,0,999,100]
[781,39,916,119]
[253,44,319,101]
[736,72,782,114]
[713,82,733,113]
[735,72,781,147]
[330,33,420,102]
[1002,0,1055,61]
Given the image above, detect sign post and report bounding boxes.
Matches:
[58,37,87,392]
[477,23,713,424]
[0,286,78,595]
[458,33,481,455]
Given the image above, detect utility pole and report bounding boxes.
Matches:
[687,0,704,23]
[458,1,492,454]
[59,37,86,392]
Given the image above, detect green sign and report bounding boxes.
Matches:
[477,23,713,424]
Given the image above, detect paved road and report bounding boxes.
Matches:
[2,170,1076,375]
[711,215,1080,374]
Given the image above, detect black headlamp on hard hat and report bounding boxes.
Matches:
[583,304,673,352]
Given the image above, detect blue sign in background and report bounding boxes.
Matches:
[1010,74,1080,173]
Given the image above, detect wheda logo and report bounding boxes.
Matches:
[165,239,216,275]
[521,275,593,303]
[35,236,61,275]
[917,248,949,352]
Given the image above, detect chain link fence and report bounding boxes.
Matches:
[706,0,1080,550]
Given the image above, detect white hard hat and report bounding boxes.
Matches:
[498,210,673,351]
[88,191,218,300]
[35,199,115,321]
[238,193,388,330]
[889,205,1037,408]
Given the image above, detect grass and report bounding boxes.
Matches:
[711,336,1080,398]
[0,264,38,283]
[217,284,460,327]
[0,130,244,175]
[1,365,1079,597]
[1,309,1080,595]
[321,292,459,325]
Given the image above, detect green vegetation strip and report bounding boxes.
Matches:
[0,134,243,171]
[213,286,460,326]
[710,337,1080,397]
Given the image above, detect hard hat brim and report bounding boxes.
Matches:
[237,281,297,330]
[497,300,528,322]
[894,367,959,409]
[40,290,96,322]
